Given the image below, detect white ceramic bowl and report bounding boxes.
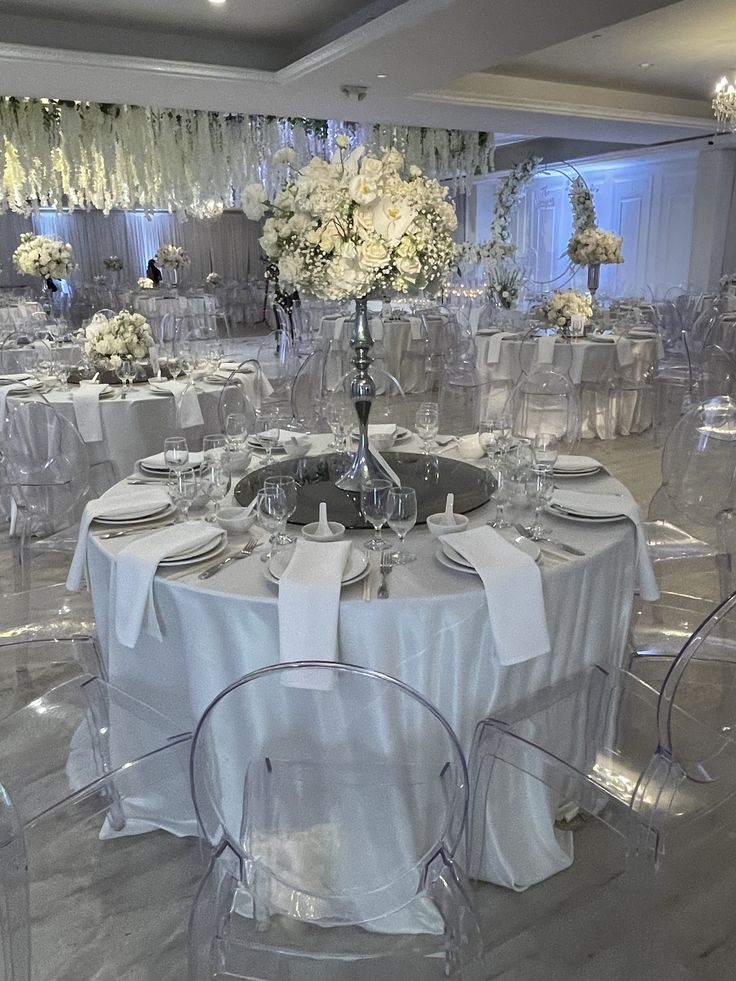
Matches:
[457,435,485,461]
[301,520,346,542]
[426,513,470,537]
[370,433,397,452]
[216,506,257,534]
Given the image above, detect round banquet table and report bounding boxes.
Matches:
[475,332,663,437]
[118,290,218,343]
[85,433,640,892]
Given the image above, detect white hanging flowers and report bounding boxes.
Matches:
[78,310,155,369]
[12,233,76,279]
[254,142,458,300]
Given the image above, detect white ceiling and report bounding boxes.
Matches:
[0,0,727,150]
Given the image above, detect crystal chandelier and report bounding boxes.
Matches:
[713,76,736,131]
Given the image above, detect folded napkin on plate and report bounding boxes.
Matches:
[407,316,424,341]
[114,520,223,647]
[369,316,384,341]
[72,386,109,442]
[138,450,204,471]
[368,424,397,437]
[551,489,659,601]
[536,335,557,365]
[440,526,550,664]
[0,373,34,385]
[258,428,309,447]
[278,539,352,688]
[614,337,634,367]
[149,380,204,428]
[554,454,602,473]
[485,332,516,364]
[321,315,345,341]
[66,486,171,590]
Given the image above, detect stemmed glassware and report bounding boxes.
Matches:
[256,486,288,563]
[202,461,229,523]
[55,361,71,392]
[116,360,137,399]
[263,475,298,545]
[488,461,512,529]
[169,356,183,382]
[415,403,439,454]
[168,468,198,522]
[533,432,560,471]
[387,486,417,564]
[255,411,280,465]
[202,433,228,466]
[325,396,352,450]
[164,436,189,472]
[360,478,392,551]
[526,467,555,540]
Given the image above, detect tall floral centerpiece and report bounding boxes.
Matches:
[566,180,623,298]
[249,137,458,489]
[155,244,189,287]
[103,255,123,287]
[13,233,75,311]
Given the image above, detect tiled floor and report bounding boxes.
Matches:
[1,406,732,980]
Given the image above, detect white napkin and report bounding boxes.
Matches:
[485,332,515,364]
[440,526,550,664]
[614,337,634,367]
[407,316,423,341]
[536,335,557,365]
[322,316,344,341]
[114,520,224,647]
[469,306,482,332]
[278,539,352,688]
[259,428,309,447]
[72,386,107,442]
[149,380,204,428]
[66,487,171,590]
[369,315,384,341]
[139,450,204,472]
[551,489,659,601]
[0,373,34,384]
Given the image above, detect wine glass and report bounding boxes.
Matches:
[478,419,498,464]
[202,461,229,523]
[225,412,248,449]
[263,475,299,545]
[360,478,392,551]
[168,356,183,382]
[526,467,555,540]
[387,486,417,564]
[116,359,137,399]
[164,436,189,472]
[488,461,512,529]
[55,361,71,392]
[179,348,194,385]
[256,486,288,563]
[202,433,228,466]
[325,395,351,450]
[415,402,439,454]
[533,432,560,471]
[255,411,280,465]
[168,468,198,522]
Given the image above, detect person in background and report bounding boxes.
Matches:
[146,258,162,284]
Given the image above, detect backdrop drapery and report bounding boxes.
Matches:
[0,209,264,289]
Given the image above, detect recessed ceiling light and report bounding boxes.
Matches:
[376,73,387,79]
[639,62,652,68]
[209,0,226,5]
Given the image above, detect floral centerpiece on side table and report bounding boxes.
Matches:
[79,310,155,375]
[488,260,525,310]
[537,289,593,337]
[137,276,154,290]
[103,255,123,272]
[565,179,623,297]
[13,233,75,295]
[206,271,222,287]
[247,135,458,488]
[155,244,190,286]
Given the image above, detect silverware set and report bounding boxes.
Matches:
[96,520,178,540]
[514,523,585,556]
[198,537,259,579]
[377,550,394,598]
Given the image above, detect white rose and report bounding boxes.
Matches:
[396,236,416,258]
[371,196,415,243]
[396,254,422,283]
[243,183,268,221]
[349,174,379,206]
[278,255,301,288]
[353,207,375,240]
[358,239,391,269]
[335,134,350,150]
[381,148,404,172]
[360,157,384,180]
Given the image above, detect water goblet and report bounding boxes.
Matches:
[488,462,512,529]
[167,467,198,522]
[526,467,555,540]
[387,486,417,564]
[169,356,183,382]
[360,478,392,551]
[415,402,439,454]
[164,436,189,472]
[256,486,288,563]
[55,361,71,392]
[255,411,280,465]
[202,433,228,467]
[533,432,560,471]
[202,461,229,523]
[478,419,498,464]
[263,475,299,545]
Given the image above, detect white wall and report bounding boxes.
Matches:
[474,146,700,297]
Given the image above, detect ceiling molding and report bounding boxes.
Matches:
[414,86,712,130]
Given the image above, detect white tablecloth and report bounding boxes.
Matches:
[118,292,218,345]
[84,435,639,890]
[475,333,661,437]
[0,301,45,330]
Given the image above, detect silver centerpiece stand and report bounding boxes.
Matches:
[586,262,601,299]
[335,295,398,491]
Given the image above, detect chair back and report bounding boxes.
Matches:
[700,344,736,398]
[190,662,469,926]
[290,350,327,429]
[257,330,298,401]
[218,382,257,435]
[509,366,581,448]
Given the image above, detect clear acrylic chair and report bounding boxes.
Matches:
[468,589,736,898]
[290,349,328,431]
[331,365,408,429]
[645,395,736,602]
[256,330,299,405]
[508,366,581,449]
[0,674,198,981]
[217,382,258,435]
[188,662,482,980]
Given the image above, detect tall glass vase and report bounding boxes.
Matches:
[335,296,397,491]
[587,262,601,299]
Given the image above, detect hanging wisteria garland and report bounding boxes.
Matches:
[0,98,495,219]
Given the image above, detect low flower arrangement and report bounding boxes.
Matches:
[537,289,593,328]
[103,255,123,271]
[79,310,155,370]
[206,271,222,286]
[487,261,524,310]
[249,137,458,300]
[137,276,154,289]
[13,232,75,280]
[155,244,190,269]
[566,227,623,266]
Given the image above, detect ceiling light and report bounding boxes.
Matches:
[713,75,736,131]
[209,0,226,5]
[376,73,387,79]
[639,62,652,69]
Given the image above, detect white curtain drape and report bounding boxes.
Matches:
[0,209,263,289]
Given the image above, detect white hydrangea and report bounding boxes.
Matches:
[250,145,458,300]
[538,289,593,327]
[13,233,75,279]
[137,276,154,289]
[78,309,155,366]
[155,244,189,269]
[567,227,624,266]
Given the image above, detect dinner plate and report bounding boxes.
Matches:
[267,545,369,584]
[588,335,615,343]
[547,504,626,524]
[93,502,174,525]
[159,533,228,567]
[139,451,204,474]
[553,468,601,478]
[351,426,411,443]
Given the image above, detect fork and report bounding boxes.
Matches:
[96,519,177,540]
[377,550,393,599]
[198,537,259,579]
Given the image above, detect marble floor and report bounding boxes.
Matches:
[1,411,732,980]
